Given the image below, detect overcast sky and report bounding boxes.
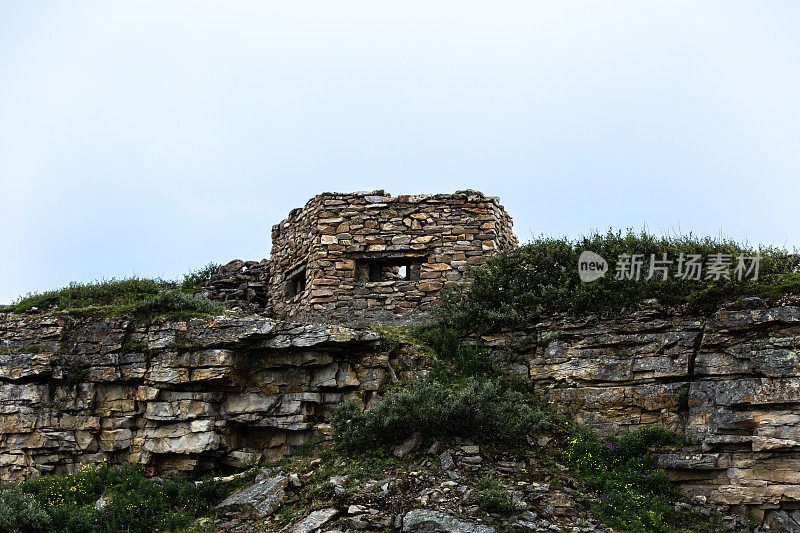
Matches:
[1,1,798,303]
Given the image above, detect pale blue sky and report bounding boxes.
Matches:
[1,1,798,303]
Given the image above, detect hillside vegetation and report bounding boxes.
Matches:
[2,232,792,531]
[436,230,799,332]
[2,264,222,319]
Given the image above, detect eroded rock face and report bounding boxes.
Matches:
[3,305,800,530]
[0,314,387,479]
[483,304,800,530]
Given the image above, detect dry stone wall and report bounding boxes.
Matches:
[0,313,401,480]
[268,190,517,324]
[198,259,271,314]
[480,303,800,530]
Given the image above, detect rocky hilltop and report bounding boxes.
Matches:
[2,302,800,530]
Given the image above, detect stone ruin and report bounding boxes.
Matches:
[266,190,517,324]
[5,191,800,530]
[197,259,270,315]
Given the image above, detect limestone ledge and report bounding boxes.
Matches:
[0,314,387,480]
[3,305,800,528]
[480,305,800,525]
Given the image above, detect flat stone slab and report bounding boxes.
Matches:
[215,475,287,519]
[291,508,338,533]
[402,509,495,533]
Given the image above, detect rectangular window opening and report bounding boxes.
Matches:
[360,258,420,282]
[285,268,306,299]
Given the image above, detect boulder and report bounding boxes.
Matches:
[439,451,455,471]
[394,432,422,458]
[215,475,287,519]
[291,508,338,533]
[402,509,495,533]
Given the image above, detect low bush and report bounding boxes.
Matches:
[14,462,230,533]
[4,277,223,320]
[181,263,220,292]
[475,476,517,514]
[437,230,799,331]
[6,278,173,314]
[126,289,223,319]
[413,328,498,379]
[564,426,713,533]
[331,377,560,454]
[0,486,52,533]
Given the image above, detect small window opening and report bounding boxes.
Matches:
[285,269,306,299]
[361,258,419,282]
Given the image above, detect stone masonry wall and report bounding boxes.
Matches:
[268,190,517,325]
[198,259,271,314]
[480,303,800,531]
[0,313,403,480]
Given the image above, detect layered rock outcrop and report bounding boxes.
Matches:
[2,304,800,529]
[0,313,395,480]
[481,303,800,530]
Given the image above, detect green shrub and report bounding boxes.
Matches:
[181,263,220,292]
[614,425,688,459]
[0,487,52,533]
[437,230,799,331]
[475,476,516,514]
[564,426,707,532]
[674,388,690,412]
[331,377,560,453]
[7,278,174,314]
[414,328,497,379]
[127,289,223,320]
[14,462,230,533]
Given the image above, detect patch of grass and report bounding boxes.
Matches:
[122,289,224,321]
[436,230,800,332]
[293,437,326,457]
[120,339,148,352]
[273,504,301,527]
[181,263,220,293]
[475,476,517,514]
[371,325,418,344]
[0,344,47,355]
[343,455,405,481]
[7,278,174,314]
[331,376,562,454]
[5,268,225,320]
[63,365,89,387]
